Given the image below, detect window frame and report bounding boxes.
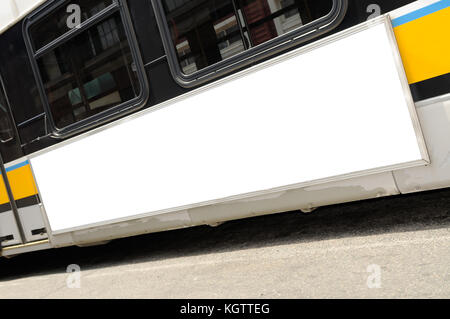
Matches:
[0,74,18,144]
[23,0,148,138]
[152,0,348,88]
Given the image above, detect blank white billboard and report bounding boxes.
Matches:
[30,18,428,232]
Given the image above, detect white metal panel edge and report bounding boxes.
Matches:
[30,16,428,233]
[0,0,47,35]
[389,0,441,19]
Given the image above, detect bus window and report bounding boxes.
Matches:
[155,0,343,86]
[29,0,114,51]
[25,0,146,136]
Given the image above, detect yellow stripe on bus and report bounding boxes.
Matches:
[7,164,38,201]
[0,176,9,205]
[394,6,450,84]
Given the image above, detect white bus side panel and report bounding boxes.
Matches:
[394,97,450,193]
[0,0,46,34]
[29,18,428,234]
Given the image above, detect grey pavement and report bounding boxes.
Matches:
[0,188,449,298]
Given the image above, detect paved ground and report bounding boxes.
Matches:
[0,188,449,298]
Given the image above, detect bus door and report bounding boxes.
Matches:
[0,78,48,249]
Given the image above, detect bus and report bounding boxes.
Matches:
[0,0,448,257]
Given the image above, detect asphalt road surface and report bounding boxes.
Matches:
[0,188,449,298]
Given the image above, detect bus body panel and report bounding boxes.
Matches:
[394,98,450,193]
[1,0,450,256]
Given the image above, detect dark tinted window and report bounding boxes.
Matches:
[36,12,139,129]
[27,0,144,134]
[0,84,14,143]
[30,0,114,50]
[161,0,333,75]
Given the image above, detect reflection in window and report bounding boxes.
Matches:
[215,16,245,59]
[35,12,139,129]
[161,0,333,75]
[0,85,14,142]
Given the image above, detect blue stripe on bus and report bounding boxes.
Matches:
[391,0,450,27]
[5,160,30,173]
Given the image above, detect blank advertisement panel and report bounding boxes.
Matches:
[30,17,428,232]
